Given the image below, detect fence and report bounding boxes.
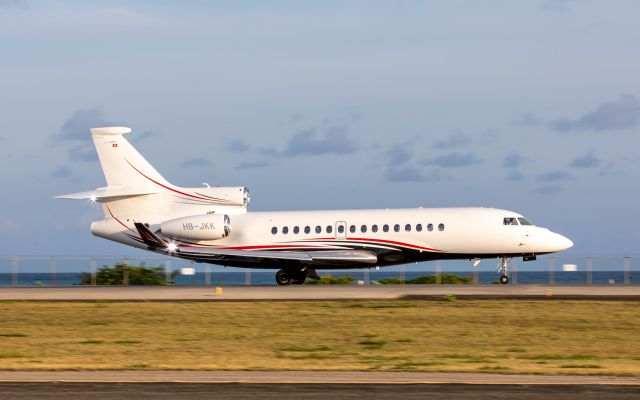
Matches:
[0,255,639,286]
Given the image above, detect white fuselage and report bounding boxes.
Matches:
[92,206,573,268]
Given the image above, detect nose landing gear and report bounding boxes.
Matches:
[497,257,511,284]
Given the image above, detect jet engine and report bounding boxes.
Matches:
[183,186,250,207]
[160,214,231,240]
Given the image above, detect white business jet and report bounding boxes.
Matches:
[57,127,573,285]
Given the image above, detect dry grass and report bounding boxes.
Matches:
[0,300,639,374]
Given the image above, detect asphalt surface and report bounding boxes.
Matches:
[0,382,639,400]
[2,371,639,385]
[0,285,639,301]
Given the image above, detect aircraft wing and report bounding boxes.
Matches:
[177,247,378,264]
[133,223,377,265]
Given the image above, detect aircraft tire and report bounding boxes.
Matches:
[499,275,509,284]
[275,269,292,286]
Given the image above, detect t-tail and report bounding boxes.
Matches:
[56,127,249,246]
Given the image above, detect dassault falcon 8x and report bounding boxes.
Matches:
[57,127,573,285]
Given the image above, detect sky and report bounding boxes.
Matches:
[1,0,639,257]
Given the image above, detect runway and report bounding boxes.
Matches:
[1,382,639,400]
[0,284,639,301]
[0,372,638,400]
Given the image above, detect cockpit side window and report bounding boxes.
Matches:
[518,217,533,226]
[503,217,519,226]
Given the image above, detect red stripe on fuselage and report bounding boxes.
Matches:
[172,238,439,252]
[347,237,441,252]
[302,236,440,252]
[106,204,135,233]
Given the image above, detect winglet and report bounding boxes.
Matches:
[134,223,166,248]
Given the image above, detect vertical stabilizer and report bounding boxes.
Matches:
[91,127,169,188]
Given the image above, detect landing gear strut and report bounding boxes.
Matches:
[275,268,310,285]
[497,257,511,285]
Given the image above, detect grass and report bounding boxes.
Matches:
[0,300,638,374]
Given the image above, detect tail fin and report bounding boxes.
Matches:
[91,127,168,188]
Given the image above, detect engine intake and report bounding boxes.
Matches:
[160,214,230,240]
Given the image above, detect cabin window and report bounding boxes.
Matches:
[503,217,518,226]
[271,227,277,235]
[518,217,532,226]
[361,225,367,233]
[304,226,311,234]
[282,226,289,234]
[372,225,379,233]
[293,226,300,234]
[338,225,345,234]
[393,224,400,232]
[350,225,356,233]
[427,223,433,232]
[383,224,389,232]
[416,223,423,232]
[315,225,322,234]
[438,223,445,231]
[326,225,333,234]
[405,224,411,232]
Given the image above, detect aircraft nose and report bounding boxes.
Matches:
[551,232,573,252]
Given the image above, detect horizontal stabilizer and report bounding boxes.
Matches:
[55,186,160,202]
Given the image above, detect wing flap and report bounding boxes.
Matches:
[177,247,377,264]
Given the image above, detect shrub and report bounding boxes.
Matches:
[305,275,354,285]
[377,273,472,285]
[79,263,175,285]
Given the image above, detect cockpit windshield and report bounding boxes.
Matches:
[503,217,518,225]
[518,217,533,226]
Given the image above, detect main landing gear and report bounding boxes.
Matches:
[497,257,511,285]
[275,268,319,286]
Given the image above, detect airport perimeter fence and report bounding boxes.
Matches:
[0,255,639,286]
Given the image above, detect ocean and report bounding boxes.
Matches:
[1,270,638,286]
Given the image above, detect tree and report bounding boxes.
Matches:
[80,263,175,285]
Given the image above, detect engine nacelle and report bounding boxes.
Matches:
[160,214,230,240]
[183,186,250,207]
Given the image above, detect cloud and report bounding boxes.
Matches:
[432,133,472,149]
[386,166,446,183]
[537,170,574,182]
[538,0,573,14]
[236,161,270,170]
[534,185,563,194]
[550,94,640,132]
[505,170,525,181]
[180,158,212,168]
[129,130,156,143]
[421,152,482,168]
[227,138,250,153]
[69,144,97,162]
[0,0,29,11]
[385,143,412,166]
[50,166,73,179]
[510,112,542,126]
[569,152,601,168]
[258,147,279,156]
[58,108,122,142]
[280,126,358,156]
[502,153,524,168]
